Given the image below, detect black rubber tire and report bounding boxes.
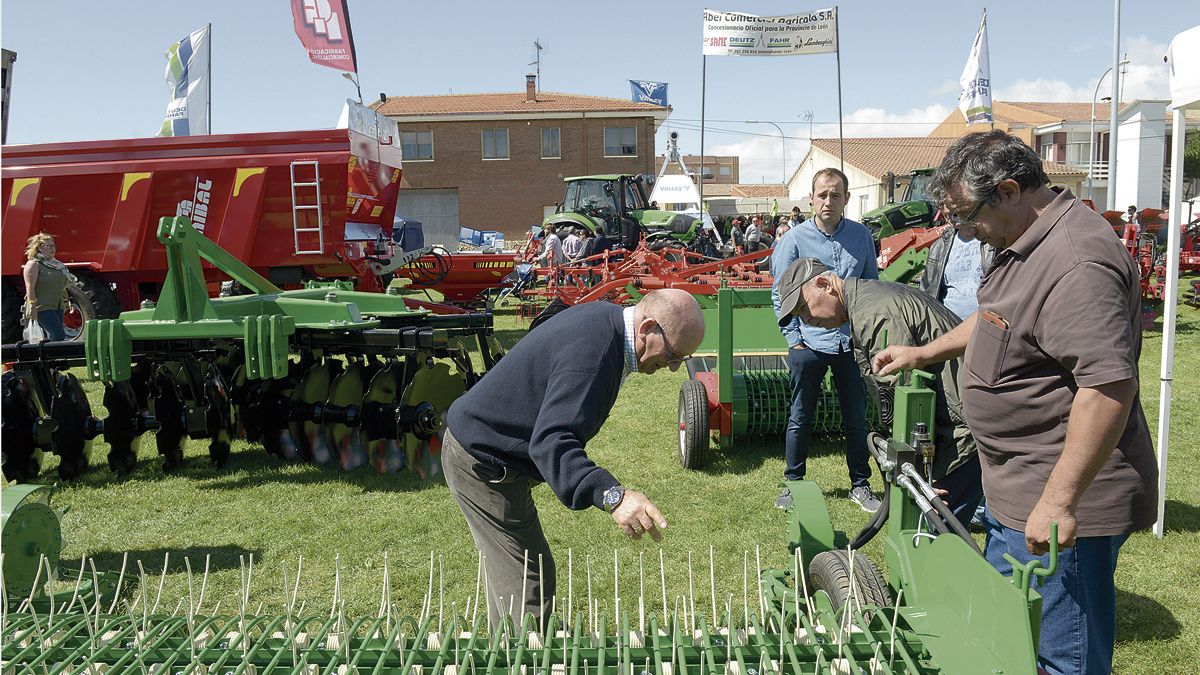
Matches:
[808,549,893,611]
[1,279,22,344]
[677,379,710,469]
[60,272,119,341]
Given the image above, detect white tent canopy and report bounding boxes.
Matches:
[1154,24,1200,538]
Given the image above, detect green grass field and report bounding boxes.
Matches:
[15,290,1200,672]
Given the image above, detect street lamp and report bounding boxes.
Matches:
[747,120,785,185]
[1088,59,1129,203]
[342,72,363,104]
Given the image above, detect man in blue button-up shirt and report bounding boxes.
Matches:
[771,168,880,512]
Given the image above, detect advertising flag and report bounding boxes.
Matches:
[958,12,993,124]
[630,80,669,106]
[291,0,358,73]
[157,25,210,137]
[702,8,837,57]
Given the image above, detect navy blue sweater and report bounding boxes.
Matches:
[446,302,625,510]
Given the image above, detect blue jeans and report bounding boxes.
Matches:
[784,345,870,488]
[932,454,984,530]
[983,512,1128,675]
[37,309,66,341]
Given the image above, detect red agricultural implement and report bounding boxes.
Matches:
[515,242,774,308]
[390,249,516,305]
[1,103,410,341]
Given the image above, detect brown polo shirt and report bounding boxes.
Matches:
[961,188,1157,537]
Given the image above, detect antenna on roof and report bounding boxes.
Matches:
[529,39,544,91]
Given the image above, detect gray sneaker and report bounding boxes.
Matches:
[848,486,882,513]
[774,488,793,510]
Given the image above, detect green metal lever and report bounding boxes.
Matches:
[1005,522,1060,591]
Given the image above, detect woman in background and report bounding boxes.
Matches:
[22,233,75,341]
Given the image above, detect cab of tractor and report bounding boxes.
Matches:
[544,174,698,248]
[861,167,941,242]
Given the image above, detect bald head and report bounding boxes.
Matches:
[632,289,705,374]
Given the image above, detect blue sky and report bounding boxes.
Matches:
[3,1,1195,183]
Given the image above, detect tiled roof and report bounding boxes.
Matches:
[808,137,1085,180]
[1001,101,1118,123]
[732,184,788,198]
[372,91,668,116]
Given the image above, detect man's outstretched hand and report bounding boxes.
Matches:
[872,345,925,377]
[611,490,668,542]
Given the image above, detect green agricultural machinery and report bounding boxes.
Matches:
[1,376,1055,672]
[543,174,701,247]
[0,216,498,482]
[861,169,939,241]
[677,287,881,469]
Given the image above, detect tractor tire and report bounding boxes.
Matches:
[62,273,120,341]
[677,379,710,469]
[808,549,893,612]
[1,279,22,343]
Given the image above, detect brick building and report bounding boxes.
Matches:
[373,76,670,245]
[653,154,740,184]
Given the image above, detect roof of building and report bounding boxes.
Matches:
[997,101,1117,124]
[372,91,669,117]
[804,137,1085,182]
[731,184,788,198]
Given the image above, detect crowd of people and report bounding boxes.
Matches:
[451,130,1155,675]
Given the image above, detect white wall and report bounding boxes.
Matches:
[787,147,883,221]
[1114,100,1168,210]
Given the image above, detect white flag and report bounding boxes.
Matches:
[158,25,211,136]
[958,12,992,124]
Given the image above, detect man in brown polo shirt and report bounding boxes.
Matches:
[872,130,1157,675]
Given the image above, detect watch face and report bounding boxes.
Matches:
[604,487,622,509]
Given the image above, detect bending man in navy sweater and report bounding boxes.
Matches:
[443,289,705,629]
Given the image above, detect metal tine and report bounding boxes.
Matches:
[796,544,813,627]
[586,554,594,637]
[107,551,130,614]
[567,548,573,634]
[472,550,483,630]
[379,550,392,629]
[659,548,668,630]
[422,551,435,625]
[521,550,529,632]
[687,550,695,636]
[755,545,765,626]
[87,558,103,657]
[151,552,170,615]
[638,550,646,635]
[613,548,619,628]
[0,552,6,636]
[331,552,343,621]
[888,588,904,669]
[539,552,545,634]
[440,553,445,629]
[708,545,717,627]
[742,550,750,631]
[185,556,196,663]
[62,553,89,614]
[17,552,45,615]
[196,554,211,616]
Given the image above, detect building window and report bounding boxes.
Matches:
[482,128,509,159]
[719,165,732,177]
[859,195,869,218]
[400,130,433,161]
[604,126,637,157]
[541,127,561,158]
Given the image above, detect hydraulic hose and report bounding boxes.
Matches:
[849,488,889,550]
[900,463,983,555]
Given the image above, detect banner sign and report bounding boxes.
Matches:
[630,80,669,106]
[649,174,702,207]
[291,0,358,73]
[702,8,837,56]
[157,25,210,137]
[958,12,993,124]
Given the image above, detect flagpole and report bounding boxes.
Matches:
[207,23,212,134]
[984,10,993,131]
[699,55,706,213]
[834,6,844,172]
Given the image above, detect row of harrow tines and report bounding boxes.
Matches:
[1,217,498,481]
[514,239,774,308]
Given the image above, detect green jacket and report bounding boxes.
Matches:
[842,278,976,479]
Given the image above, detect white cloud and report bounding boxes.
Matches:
[996,36,1170,103]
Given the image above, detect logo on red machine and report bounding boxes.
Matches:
[176,177,214,232]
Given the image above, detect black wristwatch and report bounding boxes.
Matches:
[602,485,625,513]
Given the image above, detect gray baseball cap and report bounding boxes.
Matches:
[777,257,830,327]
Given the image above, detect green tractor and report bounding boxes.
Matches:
[861,167,940,241]
[542,174,701,248]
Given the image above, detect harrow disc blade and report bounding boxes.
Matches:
[324,360,368,471]
[259,367,300,460]
[228,365,259,442]
[150,366,186,472]
[1,371,45,482]
[50,372,95,480]
[203,364,234,468]
[362,361,404,473]
[103,382,141,476]
[400,362,465,481]
[289,360,341,464]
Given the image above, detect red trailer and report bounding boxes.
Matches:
[1,104,404,341]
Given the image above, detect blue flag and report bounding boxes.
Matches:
[630,80,668,106]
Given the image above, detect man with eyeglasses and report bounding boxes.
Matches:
[441,289,705,631]
[873,130,1156,675]
[770,167,880,513]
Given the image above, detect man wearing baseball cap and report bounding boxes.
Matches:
[776,257,984,527]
